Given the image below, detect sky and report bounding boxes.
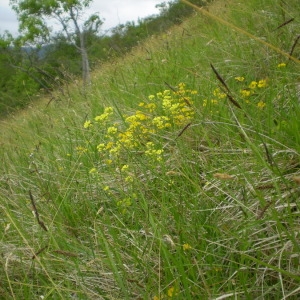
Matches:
[0,0,166,36]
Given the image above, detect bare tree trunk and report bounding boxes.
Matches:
[69,7,91,86]
[79,32,91,85]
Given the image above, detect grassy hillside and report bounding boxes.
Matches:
[1,0,300,298]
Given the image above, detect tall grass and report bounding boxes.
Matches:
[1,0,300,298]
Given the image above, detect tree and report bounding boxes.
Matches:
[10,0,103,85]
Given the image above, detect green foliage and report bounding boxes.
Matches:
[0,36,42,116]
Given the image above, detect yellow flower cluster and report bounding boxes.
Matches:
[202,88,225,107]
[84,83,197,163]
[203,77,268,110]
[277,62,286,68]
[81,84,197,212]
[152,116,172,130]
[235,77,268,108]
[83,107,114,129]
[94,107,114,122]
[234,76,245,82]
[146,83,196,126]
[145,142,164,162]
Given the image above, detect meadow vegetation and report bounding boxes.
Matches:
[1,0,300,298]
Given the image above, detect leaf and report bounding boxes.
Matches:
[213,173,234,180]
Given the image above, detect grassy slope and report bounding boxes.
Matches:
[1,0,300,299]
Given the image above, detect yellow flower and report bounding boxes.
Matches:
[107,126,118,135]
[249,81,257,89]
[97,143,105,152]
[110,144,121,155]
[235,76,245,82]
[83,120,92,128]
[117,198,132,209]
[125,175,134,183]
[135,111,148,121]
[121,164,129,172]
[167,287,175,297]
[240,89,251,97]
[257,101,266,109]
[162,98,172,109]
[105,141,114,150]
[277,62,286,68]
[145,103,156,112]
[178,82,186,89]
[257,79,267,88]
[145,142,164,161]
[152,116,171,129]
[173,114,186,125]
[146,142,154,149]
[94,114,108,122]
[105,159,113,165]
[169,103,180,113]
[163,89,171,96]
[94,107,113,123]
[89,167,97,174]
[104,107,114,114]
[183,243,192,250]
[213,88,226,99]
